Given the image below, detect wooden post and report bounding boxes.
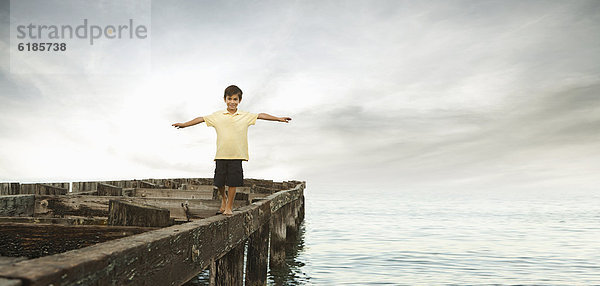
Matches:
[299,195,305,222]
[285,201,299,242]
[269,206,287,269]
[214,242,245,286]
[0,183,20,195]
[245,221,270,286]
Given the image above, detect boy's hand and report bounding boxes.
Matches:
[172,123,186,129]
[258,113,291,123]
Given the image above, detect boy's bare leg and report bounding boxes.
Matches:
[218,186,227,213]
[223,186,236,215]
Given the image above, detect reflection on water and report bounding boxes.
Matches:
[268,222,310,285]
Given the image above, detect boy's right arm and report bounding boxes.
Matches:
[172,117,205,129]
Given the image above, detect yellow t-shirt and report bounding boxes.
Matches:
[204,110,258,161]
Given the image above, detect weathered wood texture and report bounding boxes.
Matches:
[212,189,250,201]
[245,218,270,286]
[35,195,110,218]
[72,178,213,192]
[108,200,172,227]
[214,242,245,286]
[267,183,304,213]
[97,182,122,196]
[0,183,20,195]
[269,205,287,269]
[0,277,22,286]
[0,179,306,286]
[0,199,273,286]
[19,184,67,195]
[0,216,107,226]
[131,188,212,199]
[34,195,247,220]
[66,190,98,196]
[0,256,28,267]
[181,184,214,191]
[285,200,300,242]
[0,222,155,258]
[0,195,34,217]
[70,181,98,193]
[251,185,279,194]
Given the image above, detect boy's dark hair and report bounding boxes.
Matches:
[224,85,243,100]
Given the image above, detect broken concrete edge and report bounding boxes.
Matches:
[0,185,286,286]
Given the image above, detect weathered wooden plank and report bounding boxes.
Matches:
[67,190,98,196]
[162,179,179,189]
[181,184,214,191]
[0,216,107,226]
[245,179,273,188]
[108,200,172,227]
[0,195,34,217]
[137,180,158,189]
[0,222,156,259]
[130,188,212,199]
[35,195,110,217]
[252,185,279,194]
[97,183,122,196]
[0,200,272,286]
[34,195,247,219]
[133,197,248,220]
[212,189,250,201]
[19,184,67,195]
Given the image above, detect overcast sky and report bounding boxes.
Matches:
[1,0,599,194]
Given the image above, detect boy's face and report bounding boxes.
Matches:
[225,94,241,110]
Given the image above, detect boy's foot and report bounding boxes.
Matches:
[218,196,227,215]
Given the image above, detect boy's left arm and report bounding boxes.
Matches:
[258,113,292,123]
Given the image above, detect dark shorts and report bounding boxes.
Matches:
[214,159,244,187]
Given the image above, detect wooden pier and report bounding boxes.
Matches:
[0,178,306,286]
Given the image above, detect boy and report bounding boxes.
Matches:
[172,85,291,216]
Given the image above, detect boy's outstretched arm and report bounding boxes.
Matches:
[172,117,205,129]
[258,113,292,123]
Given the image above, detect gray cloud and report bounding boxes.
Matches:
[1,0,599,192]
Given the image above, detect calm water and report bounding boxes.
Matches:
[279,185,600,285]
[192,185,600,285]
